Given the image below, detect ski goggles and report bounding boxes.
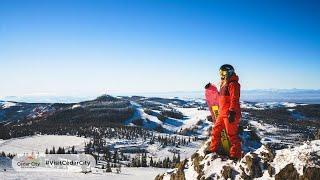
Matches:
[219,70,228,79]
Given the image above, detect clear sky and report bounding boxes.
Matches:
[1,0,319,97]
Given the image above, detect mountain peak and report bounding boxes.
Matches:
[95,94,120,102]
[156,139,320,180]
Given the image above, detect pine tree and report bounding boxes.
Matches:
[104,149,111,162]
[136,156,141,167]
[131,158,135,167]
[57,147,62,154]
[141,153,147,167]
[149,157,154,167]
[113,150,118,163]
[116,164,121,174]
[71,146,75,154]
[106,162,112,172]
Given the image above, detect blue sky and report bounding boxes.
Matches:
[0,0,319,96]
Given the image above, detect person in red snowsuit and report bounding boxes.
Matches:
[210,64,242,160]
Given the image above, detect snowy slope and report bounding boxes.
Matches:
[0,167,168,180]
[125,100,210,135]
[0,134,200,179]
[125,101,164,130]
[176,107,211,136]
[0,135,90,154]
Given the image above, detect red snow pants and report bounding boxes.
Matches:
[210,115,241,159]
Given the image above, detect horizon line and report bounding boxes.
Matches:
[1,88,320,99]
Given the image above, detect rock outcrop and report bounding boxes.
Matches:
[155,140,320,180]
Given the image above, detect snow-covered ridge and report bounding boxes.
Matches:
[0,101,17,109]
[240,101,304,110]
[156,140,320,180]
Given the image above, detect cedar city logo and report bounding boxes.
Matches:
[12,153,96,172]
[15,153,40,168]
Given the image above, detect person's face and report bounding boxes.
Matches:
[220,70,227,80]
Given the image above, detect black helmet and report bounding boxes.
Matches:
[219,64,235,78]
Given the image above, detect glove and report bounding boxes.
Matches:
[205,83,211,89]
[228,111,236,123]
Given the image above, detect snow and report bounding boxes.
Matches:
[0,139,5,146]
[248,118,307,146]
[125,101,163,129]
[183,159,198,179]
[160,140,320,180]
[146,140,202,161]
[241,101,298,110]
[254,144,271,155]
[0,157,12,171]
[203,154,235,179]
[0,167,168,180]
[100,132,202,165]
[0,134,194,179]
[282,102,297,108]
[161,119,184,132]
[126,101,211,135]
[72,104,81,109]
[248,120,280,139]
[1,96,317,180]
[177,108,210,135]
[241,102,265,110]
[273,140,320,175]
[1,102,17,109]
[159,141,236,180]
[0,135,90,154]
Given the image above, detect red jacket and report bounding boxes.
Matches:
[219,74,241,118]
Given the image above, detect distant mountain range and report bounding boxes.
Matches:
[2,89,320,104]
[241,89,320,104]
[0,95,95,103]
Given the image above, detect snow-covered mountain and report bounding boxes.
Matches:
[0,95,319,179]
[1,95,319,147]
